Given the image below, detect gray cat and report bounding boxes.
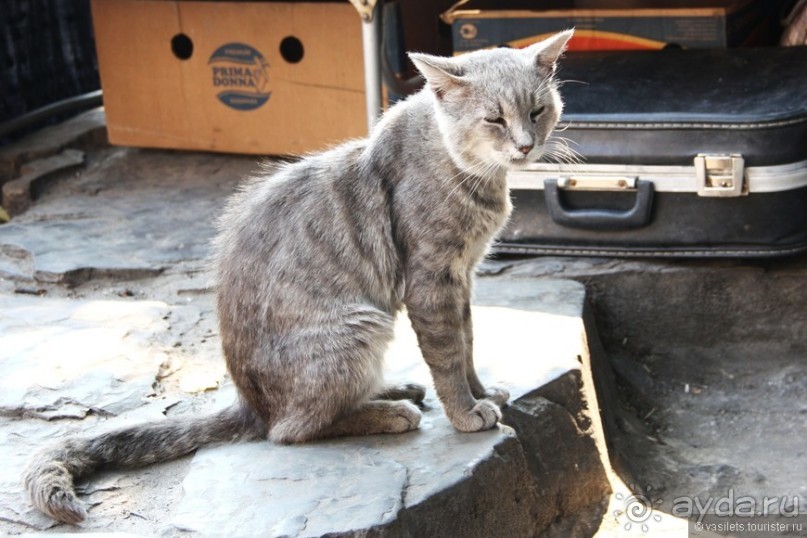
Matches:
[24,29,573,524]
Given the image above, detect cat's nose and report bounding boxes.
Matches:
[518,144,534,155]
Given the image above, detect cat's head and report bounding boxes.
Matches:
[409,29,573,174]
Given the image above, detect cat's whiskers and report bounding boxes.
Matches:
[545,148,584,168]
[441,162,487,204]
[548,134,582,152]
[554,120,574,133]
[470,158,507,207]
[467,161,497,200]
[470,172,492,201]
[533,83,553,102]
[542,135,586,175]
[555,78,589,89]
[442,158,501,205]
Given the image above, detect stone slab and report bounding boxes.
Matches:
[168,278,602,537]
[0,149,255,284]
[0,296,172,418]
[1,149,85,216]
[0,277,609,537]
[0,296,188,533]
[0,108,106,184]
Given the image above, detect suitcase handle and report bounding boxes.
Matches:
[543,178,654,230]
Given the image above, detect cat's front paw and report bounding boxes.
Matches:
[449,399,502,432]
[481,386,510,407]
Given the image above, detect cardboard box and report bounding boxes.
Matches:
[91,0,366,155]
[443,0,770,53]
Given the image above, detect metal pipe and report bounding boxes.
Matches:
[361,3,383,133]
[0,90,103,140]
[380,1,424,97]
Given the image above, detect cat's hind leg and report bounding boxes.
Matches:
[266,304,422,444]
[316,399,421,439]
[374,383,426,405]
[270,399,422,444]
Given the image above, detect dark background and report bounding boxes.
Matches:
[0,0,99,142]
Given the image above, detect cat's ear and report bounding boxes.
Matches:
[525,29,574,73]
[408,52,465,99]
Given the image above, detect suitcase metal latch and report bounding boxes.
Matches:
[694,154,745,197]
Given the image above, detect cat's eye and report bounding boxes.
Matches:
[485,117,507,127]
[530,106,546,121]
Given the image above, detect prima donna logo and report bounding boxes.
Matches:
[209,43,271,111]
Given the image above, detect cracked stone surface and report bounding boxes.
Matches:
[0,296,170,419]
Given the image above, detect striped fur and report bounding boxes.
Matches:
[24,30,573,524]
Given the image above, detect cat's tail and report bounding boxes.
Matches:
[23,402,266,524]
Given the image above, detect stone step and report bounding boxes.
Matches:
[170,277,611,537]
[1,278,612,536]
[0,108,106,184]
[1,148,85,217]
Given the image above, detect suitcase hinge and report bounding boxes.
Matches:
[694,154,746,197]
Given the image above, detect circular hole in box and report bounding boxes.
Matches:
[280,36,304,64]
[171,34,194,60]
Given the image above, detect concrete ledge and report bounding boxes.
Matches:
[1,278,611,536]
[169,278,610,537]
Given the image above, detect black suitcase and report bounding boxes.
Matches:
[498,47,807,258]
